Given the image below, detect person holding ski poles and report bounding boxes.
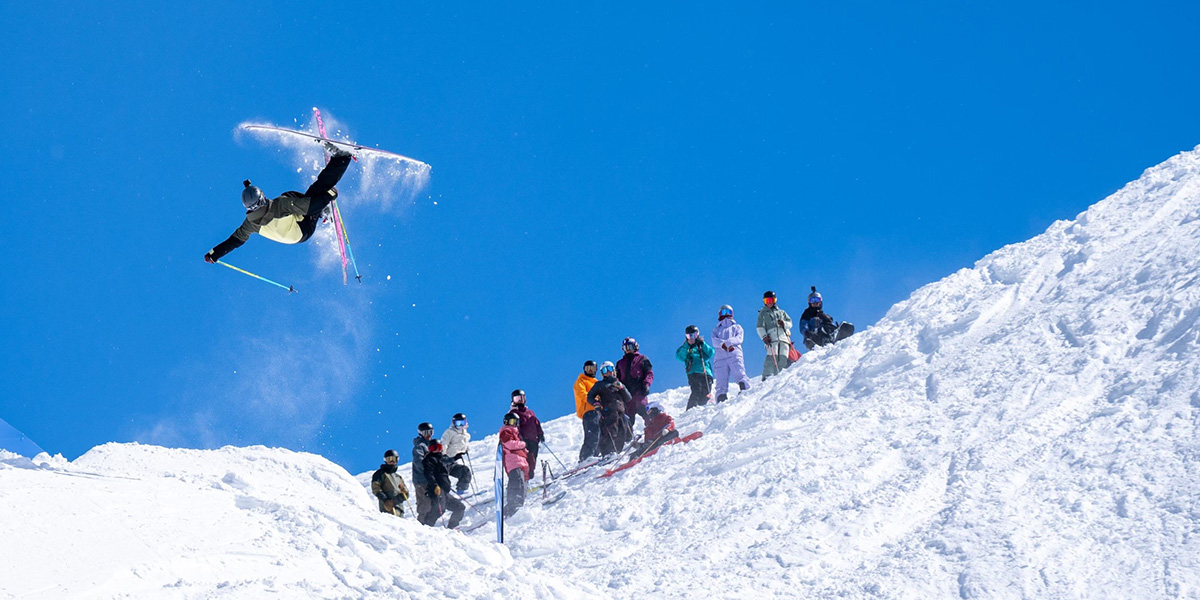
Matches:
[204,147,352,263]
[675,325,715,409]
[756,291,793,380]
[509,390,544,475]
[711,304,752,403]
[616,337,654,430]
[587,361,634,456]
[420,440,466,528]
[411,422,436,525]
[574,360,601,461]
[440,413,472,494]
[637,401,680,456]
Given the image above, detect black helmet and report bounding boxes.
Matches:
[583,360,597,369]
[763,290,776,299]
[241,180,266,210]
[452,412,467,421]
[418,422,434,434]
[685,325,700,335]
[511,388,525,399]
[511,389,526,405]
[503,412,520,426]
[383,449,399,458]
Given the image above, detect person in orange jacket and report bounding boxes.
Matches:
[574,360,600,462]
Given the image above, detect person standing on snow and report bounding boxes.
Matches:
[574,360,601,462]
[616,337,654,430]
[440,413,472,493]
[711,304,752,403]
[204,148,353,263]
[637,401,680,456]
[587,361,634,455]
[420,440,466,528]
[370,449,409,517]
[675,325,715,410]
[499,412,531,517]
[411,422,436,525]
[509,390,545,475]
[756,290,793,380]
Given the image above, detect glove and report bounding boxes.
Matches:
[432,485,441,496]
[777,319,785,327]
[204,252,217,264]
[763,335,772,344]
[454,452,465,461]
[376,493,387,501]
[538,434,545,443]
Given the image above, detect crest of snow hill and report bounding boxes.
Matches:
[4,148,1200,598]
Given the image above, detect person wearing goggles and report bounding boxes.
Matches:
[711,304,752,403]
[756,290,793,380]
[798,286,856,350]
[370,449,409,517]
[615,337,655,430]
[675,325,715,409]
[575,360,602,461]
[509,389,545,475]
[412,422,436,525]
[440,413,473,494]
[586,360,634,456]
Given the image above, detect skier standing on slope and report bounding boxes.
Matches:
[637,401,679,455]
[711,304,752,403]
[616,337,654,430]
[420,440,466,528]
[204,148,353,263]
[756,291,793,380]
[370,449,409,517]
[587,361,634,455]
[440,413,472,493]
[411,422,435,525]
[574,360,601,462]
[499,412,531,517]
[675,325,715,410]
[509,390,545,474]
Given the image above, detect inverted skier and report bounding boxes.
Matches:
[204,147,352,264]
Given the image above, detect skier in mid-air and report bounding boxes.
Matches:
[203,147,352,264]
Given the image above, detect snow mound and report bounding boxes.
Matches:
[460,147,1200,598]
[0,443,601,599]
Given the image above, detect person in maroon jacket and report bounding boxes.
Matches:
[616,337,655,430]
[638,401,679,456]
[509,389,545,475]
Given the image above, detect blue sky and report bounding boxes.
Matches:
[3,1,1199,472]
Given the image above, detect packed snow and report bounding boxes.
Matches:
[5,146,1200,598]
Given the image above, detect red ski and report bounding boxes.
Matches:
[598,431,703,478]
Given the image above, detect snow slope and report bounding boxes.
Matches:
[437,147,1200,598]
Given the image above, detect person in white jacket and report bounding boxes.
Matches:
[711,305,752,402]
[440,413,472,493]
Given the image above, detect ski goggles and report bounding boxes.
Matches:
[686,331,700,341]
[718,307,733,318]
[763,297,776,305]
[600,365,616,375]
[452,418,467,428]
[808,297,822,305]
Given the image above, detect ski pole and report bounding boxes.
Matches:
[465,450,481,498]
[540,441,569,471]
[216,260,295,293]
[333,201,362,283]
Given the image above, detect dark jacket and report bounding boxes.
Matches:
[422,451,453,497]
[616,353,654,408]
[587,376,633,419]
[370,464,409,514]
[800,306,834,325]
[208,192,313,260]
[412,435,431,485]
[510,404,545,443]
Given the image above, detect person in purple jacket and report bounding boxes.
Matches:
[711,304,752,403]
[616,337,654,430]
[510,389,545,475]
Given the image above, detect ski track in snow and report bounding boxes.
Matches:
[6,147,1200,598]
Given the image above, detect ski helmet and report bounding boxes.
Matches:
[451,413,467,428]
[763,290,777,305]
[718,305,734,319]
[511,389,526,405]
[646,401,664,415]
[599,360,616,376]
[383,449,399,459]
[503,412,520,426]
[417,422,434,436]
[427,440,443,453]
[622,337,639,353]
[583,360,597,369]
[685,325,700,335]
[808,286,823,306]
[241,180,266,210]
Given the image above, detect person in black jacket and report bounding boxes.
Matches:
[370,449,409,516]
[411,423,435,524]
[420,440,466,528]
[586,361,634,455]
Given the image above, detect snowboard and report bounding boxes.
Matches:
[240,124,431,168]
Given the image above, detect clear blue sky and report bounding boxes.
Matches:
[3,2,1199,472]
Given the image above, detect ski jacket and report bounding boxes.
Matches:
[574,373,598,418]
[800,306,835,331]
[499,425,531,478]
[208,192,312,260]
[756,305,793,345]
[509,404,544,443]
[616,353,654,408]
[411,435,431,485]
[675,341,715,376]
[587,376,632,416]
[370,464,409,501]
[644,412,676,444]
[441,426,470,460]
[421,451,454,497]
[712,318,746,362]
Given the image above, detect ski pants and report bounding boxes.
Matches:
[713,354,750,399]
[447,461,472,493]
[296,154,353,242]
[504,468,527,517]
[422,492,465,528]
[625,399,648,432]
[762,341,791,380]
[686,373,713,410]
[523,438,540,477]
[578,410,601,461]
[414,484,434,525]
[597,410,631,455]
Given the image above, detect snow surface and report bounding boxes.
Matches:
[5,147,1200,598]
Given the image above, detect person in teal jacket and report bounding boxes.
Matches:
[675,325,715,409]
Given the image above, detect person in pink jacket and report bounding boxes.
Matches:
[499,412,531,517]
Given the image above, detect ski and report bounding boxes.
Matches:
[598,431,703,478]
[240,124,430,168]
[542,490,567,506]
